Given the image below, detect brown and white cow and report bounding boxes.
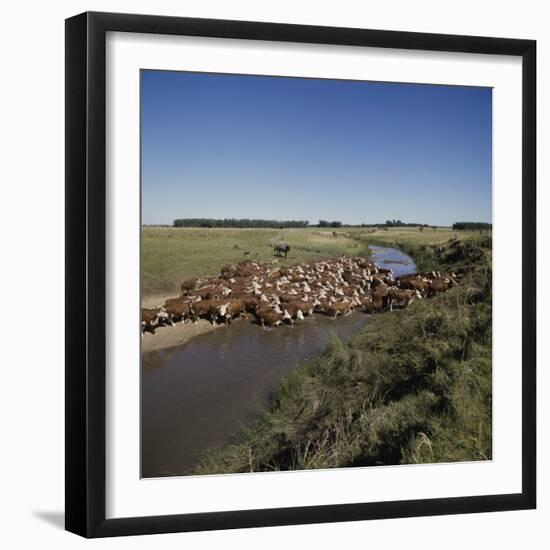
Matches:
[427,279,453,297]
[164,301,191,324]
[190,299,228,324]
[221,299,247,324]
[386,288,422,311]
[141,307,165,334]
[255,306,292,327]
[326,300,353,319]
[180,277,199,294]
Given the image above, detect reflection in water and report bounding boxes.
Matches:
[141,246,416,477]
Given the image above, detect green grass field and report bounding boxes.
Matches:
[141,226,484,297]
[142,226,367,297]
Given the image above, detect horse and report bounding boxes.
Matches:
[274,242,290,258]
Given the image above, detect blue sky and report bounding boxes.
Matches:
[141,70,492,226]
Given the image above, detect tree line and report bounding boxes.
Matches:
[173,218,345,228]
[360,219,431,228]
[318,220,342,228]
[173,218,310,228]
[170,218,490,230]
[452,222,492,230]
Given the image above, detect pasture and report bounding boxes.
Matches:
[141,226,365,297]
[346,225,468,246]
[141,225,482,298]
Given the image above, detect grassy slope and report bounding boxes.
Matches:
[142,227,370,297]
[192,234,493,474]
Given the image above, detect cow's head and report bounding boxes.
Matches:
[158,310,169,321]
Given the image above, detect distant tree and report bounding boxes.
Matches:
[382,219,406,227]
[452,222,492,231]
[360,221,432,229]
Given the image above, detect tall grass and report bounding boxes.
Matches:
[192,236,492,475]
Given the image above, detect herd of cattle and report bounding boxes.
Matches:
[142,257,458,334]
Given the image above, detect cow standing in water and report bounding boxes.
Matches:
[274,241,290,258]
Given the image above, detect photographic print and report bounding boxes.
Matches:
[140,70,493,478]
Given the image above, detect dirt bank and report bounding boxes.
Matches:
[141,292,222,353]
[141,318,222,353]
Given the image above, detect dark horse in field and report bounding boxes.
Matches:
[274,242,290,258]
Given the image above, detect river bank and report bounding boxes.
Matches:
[141,293,221,353]
[142,319,222,353]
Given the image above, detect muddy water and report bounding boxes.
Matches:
[141,246,416,477]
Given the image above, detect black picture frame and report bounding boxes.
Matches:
[65,11,536,538]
